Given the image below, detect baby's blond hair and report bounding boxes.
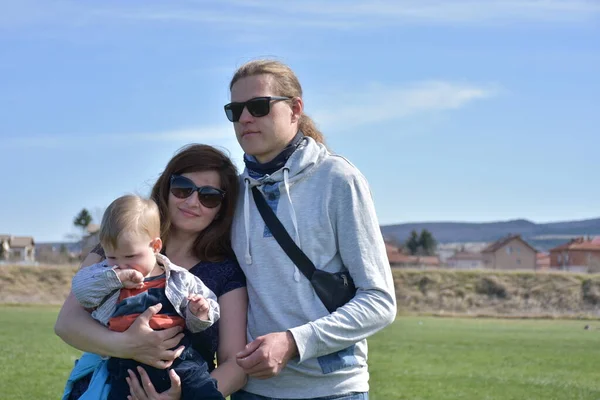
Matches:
[99,195,161,250]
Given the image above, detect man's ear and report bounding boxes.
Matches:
[150,237,163,254]
[290,97,304,124]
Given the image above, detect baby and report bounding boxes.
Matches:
[70,194,224,400]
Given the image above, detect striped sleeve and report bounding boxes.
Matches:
[71,262,123,309]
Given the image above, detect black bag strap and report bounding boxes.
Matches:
[251,186,316,280]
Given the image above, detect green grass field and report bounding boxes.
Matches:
[1,306,598,400]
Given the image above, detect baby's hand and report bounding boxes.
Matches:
[114,268,144,289]
[188,294,210,320]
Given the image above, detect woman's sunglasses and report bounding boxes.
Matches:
[224,96,291,122]
[169,175,225,209]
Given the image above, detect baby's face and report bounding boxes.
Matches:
[104,231,158,277]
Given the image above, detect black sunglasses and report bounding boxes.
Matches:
[169,175,225,209]
[224,96,291,122]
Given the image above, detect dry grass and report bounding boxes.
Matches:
[2,264,600,319]
[393,268,600,319]
[0,264,77,304]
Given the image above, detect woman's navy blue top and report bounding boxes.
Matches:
[188,258,246,371]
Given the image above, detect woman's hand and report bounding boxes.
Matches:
[123,303,186,369]
[127,367,181,400]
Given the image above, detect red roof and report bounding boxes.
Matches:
[387,252,411,264]
[385,242,440,266]
[385,242,400,253]
[549,237,600,252]
[388,253,440,266]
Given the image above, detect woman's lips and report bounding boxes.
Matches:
[179,208,200,217]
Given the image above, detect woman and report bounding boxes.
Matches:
[224,60,397,399]
[55,144,248,399]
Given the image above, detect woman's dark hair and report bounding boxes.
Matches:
[151,144,239,262]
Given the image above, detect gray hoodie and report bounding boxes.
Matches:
[231,136,397,398]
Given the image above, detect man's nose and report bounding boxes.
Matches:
[238,105,253,123]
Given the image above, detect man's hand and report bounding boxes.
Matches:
[236,331,298,379]
[115,268,144,289]
[187,294,210,320]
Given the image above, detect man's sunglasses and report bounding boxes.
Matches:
[224,96,291,122]
[169,175,225,209]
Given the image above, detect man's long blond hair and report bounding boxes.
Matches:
[230,59,325,145]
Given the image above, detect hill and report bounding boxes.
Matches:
[381,217,600,251]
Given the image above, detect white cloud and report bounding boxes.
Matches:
[1,0,598,29]
[4,135,65,149]
[118,125,232,142]
[0,0,83,28]
[5,81,497,148]
[4,124,234,149]
[91,0,600,29]
[225,0,600,25]
[312,81,499,131]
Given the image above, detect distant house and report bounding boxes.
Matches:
[481,234,537,270]
[385,243,441,268]
[0,234,36,263]
[447,251,486,269]
[0,235,8,260]
[437,242,489,263]
[408,256,441,268]
[80,224,101,258]
[536,253,551,270]
[385,242,407,266]
[549,237,600,273]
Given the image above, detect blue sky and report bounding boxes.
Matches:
[1,0,599,242]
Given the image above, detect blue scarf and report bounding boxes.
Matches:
[244,131,304,177]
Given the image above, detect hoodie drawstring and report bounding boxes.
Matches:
[243,171,302,282]
[283,168,301,282]
[243,178,252,265]
[283,169,300,243]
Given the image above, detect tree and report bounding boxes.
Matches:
[418,229,437,256]
[73,208,93,238]
[405,230,420,255]
[404,229,438,256]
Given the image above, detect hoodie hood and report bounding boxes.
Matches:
[241,136,327,188]
[239,137,328,267]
